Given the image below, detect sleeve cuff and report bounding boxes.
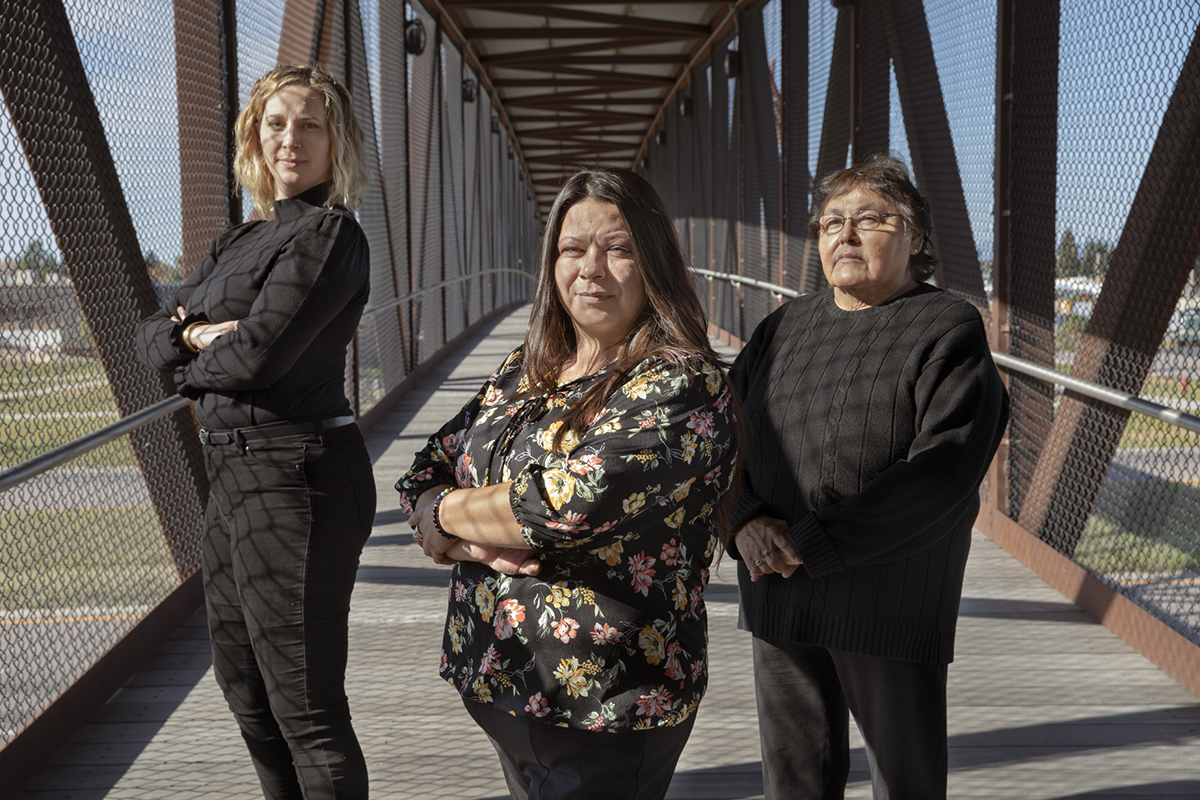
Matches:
[790,513,844,577]
[168,312,208,356]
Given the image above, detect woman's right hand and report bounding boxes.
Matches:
[175,306,238,350]
[735,515,803,582]
[450,542,541,576]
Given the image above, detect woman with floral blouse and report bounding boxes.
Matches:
[395,166,738,800]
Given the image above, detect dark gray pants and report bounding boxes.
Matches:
[752,635,948,800]
[465,699,696,800]
[203,423,375,800]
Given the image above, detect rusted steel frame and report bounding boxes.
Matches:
[437,18,450,347]
[509,111,655,123]
[524,141,638,152]
[1003,0,1059,526]
[278,0,325,64]
[976,507,1200,701]
[741,4,781,312]
[0,0,207,577]
[446,0,706,4]
[175,0,236,272]
[378,0,415,374]
[504,86,663,104]
[987,0,1016,518]
[469,5,712,36]
[520,125,642,138]
[502,54,691,66]
[710,41,734,339]
[345,0,412,394]
[802,7,853,295]
[781,0,811,294]
[880,0,986,300]
[481,38,686,67]
[856,0,890,157]
[731,38,746,343]
[462,26,706,40]
[692,60,715,315]
[223,0,242,224]
[494,78,669,90]
[1017,20,1200,555]
[0,574,203,794]
[495,70,675,87]
[848,1,859,160]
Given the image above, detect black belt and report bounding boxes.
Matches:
[199,415,356,446]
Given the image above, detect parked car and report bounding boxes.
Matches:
[1168,308,1200,346]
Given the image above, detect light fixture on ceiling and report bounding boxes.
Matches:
[490,114,500,134]
[679,96,693,117]
[655,130,667,146]
[404,18,425,55]
[724,48,740,78]
[462,78,476,103]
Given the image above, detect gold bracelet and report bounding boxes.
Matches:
[180,322,202,353]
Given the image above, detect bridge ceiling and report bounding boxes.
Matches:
[435,1,735,216]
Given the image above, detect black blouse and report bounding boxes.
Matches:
[136,183,369,429]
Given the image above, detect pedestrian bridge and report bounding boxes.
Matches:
[3,1,1200,797]
[12,308,1200,799]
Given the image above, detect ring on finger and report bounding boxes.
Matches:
[412,531,424,541]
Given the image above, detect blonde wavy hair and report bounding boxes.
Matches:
[234,64,369,218]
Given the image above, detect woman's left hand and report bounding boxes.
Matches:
[454,542,541,576]
[408,484,458,559]
[734,514,803,582]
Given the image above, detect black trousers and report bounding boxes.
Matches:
[465,700,696,800]
[202,423,375,800]
[752,635,949,800]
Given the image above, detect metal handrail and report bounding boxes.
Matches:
[0,268,538,494]
[361,268,535,318]
[690,268,1200,435]
[690,267,802,299]
[0,395,190,493]
[991,351,1200,435]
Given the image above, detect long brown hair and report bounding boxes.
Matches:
[524,167,721,441]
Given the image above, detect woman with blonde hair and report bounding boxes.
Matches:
[137,64,374,799]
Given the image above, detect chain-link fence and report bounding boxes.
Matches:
[0,0,537,752]
[648,0,1200,658]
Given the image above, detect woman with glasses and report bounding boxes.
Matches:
[727,152,1008,799]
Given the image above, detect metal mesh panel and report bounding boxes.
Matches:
[0,0,536,755]
[710,37,740,341]
[463,65,482,325]
[1018,0,1200,645]
[923,0,996,302]
[741,3,783,332]
[357,0,412,414]
[442,42,466,342]
[409,3,443,361]
[688,0,1200,650]
[0,0,208,747]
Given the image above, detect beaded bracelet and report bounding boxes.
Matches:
[431,487,459,540]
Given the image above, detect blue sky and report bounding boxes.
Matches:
[0,0,1197,272]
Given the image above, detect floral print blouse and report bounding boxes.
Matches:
[395,347,737,733]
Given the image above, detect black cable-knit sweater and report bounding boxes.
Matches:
[729,283,1009,664]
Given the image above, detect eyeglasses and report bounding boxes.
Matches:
[817,211,902,236]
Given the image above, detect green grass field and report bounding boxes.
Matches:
[0,507,182,610]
